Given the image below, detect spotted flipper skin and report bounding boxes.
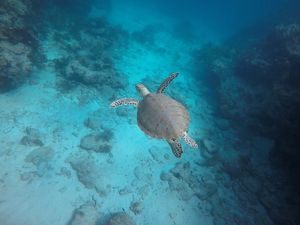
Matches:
[110,98,139,108]
[167,139,183,158]
[157,72,179,93]
[182,131,198,148]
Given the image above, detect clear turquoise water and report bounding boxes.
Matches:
[0,0,299,225]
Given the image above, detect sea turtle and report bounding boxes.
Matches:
[110,72,198,158]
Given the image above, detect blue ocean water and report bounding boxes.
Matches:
[0,0,300,225]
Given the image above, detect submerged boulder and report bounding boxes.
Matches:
[80,129,114,153]
[129,201,143,215]
[68,202,101,225]
[84,113,102,130]
[68,153,111,196]
[106,212,136,225]
[25,146,54,176]
[25,146,54,166]
[20,127,44,146]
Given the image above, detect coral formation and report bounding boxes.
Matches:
[0,0,31,29]
[57,58,126,91]
[0,0,40,92]
[1,1,299,225]
[194,23,300,225]
[52,17,129,93]
[0,40,33,91]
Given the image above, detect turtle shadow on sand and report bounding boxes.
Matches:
[110,72,198,158]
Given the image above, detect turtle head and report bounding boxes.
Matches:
[136,83,150,97]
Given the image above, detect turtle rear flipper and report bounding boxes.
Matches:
[110,98,139,108]
[157,72,179,93]
[182,131,198,148]
[167,139,183,158]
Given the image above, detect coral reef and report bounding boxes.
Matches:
[229,25,300,177]
[52,17,129,93]
[2,1,299,225]
[0,0,40,92]
[0,40,33,91]
[57,58,126,91]
[194,23,300,225]
[0,0,31,29]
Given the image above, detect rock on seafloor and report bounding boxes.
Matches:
[68,202,101,225]
[84,113,103,130]
[25,146,54,176]
[106,212,136,225]
[80,129,114,153]
[67,153,111,196]
[129,201,143,215]
[25,146,54,166]
[20,127,44,146]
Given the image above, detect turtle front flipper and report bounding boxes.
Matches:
[167,139,183,158]
[157,72,179,93]
[110,98,139,108]
[182,131,198,148]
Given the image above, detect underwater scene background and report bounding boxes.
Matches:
[1,0,300,224]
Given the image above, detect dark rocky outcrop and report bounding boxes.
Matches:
[51,16,129,93]
[193,23,300,225]
[0,0,41,92]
